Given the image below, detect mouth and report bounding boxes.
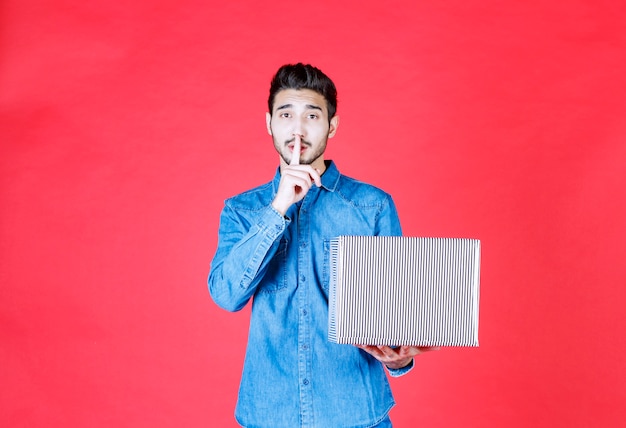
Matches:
[287,142,309,152]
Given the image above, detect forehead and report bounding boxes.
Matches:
[272,89,328,114]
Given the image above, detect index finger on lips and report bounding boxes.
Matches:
[290,135,301,166]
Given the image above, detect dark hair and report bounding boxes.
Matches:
[268,63,338,120]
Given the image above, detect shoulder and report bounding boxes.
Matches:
[224,181,275,211]
[335,174,395,208]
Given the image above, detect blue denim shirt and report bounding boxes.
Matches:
[208,161,411,428]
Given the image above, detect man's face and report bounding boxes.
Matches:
[266,89,339,171]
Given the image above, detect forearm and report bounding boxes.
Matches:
[208,204,288,311]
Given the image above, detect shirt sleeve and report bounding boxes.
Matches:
[208,203,289,312]
[386,359,414,377]
[375,194,403,237]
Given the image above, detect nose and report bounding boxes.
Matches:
[293,118,304,138]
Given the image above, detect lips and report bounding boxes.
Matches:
[288,143,308,152]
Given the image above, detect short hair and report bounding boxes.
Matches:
[268,63,338,120]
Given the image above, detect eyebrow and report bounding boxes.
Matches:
[275,103,323,112]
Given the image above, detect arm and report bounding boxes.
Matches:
[208,203,288,312]
[358,194,440,374]
[208,137,320,311]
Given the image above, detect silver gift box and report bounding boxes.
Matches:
[328,236,481,347]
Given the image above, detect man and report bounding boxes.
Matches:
[208,63,437,428]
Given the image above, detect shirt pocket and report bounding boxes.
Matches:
[257,237,289,294]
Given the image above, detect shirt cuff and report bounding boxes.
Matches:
[258,205,289,239]
[386,358,414,377]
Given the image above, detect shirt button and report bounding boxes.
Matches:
[302,309,308,316]
[300,275,306,282]
[302,344,309,350]
[303,379,309,385]
[300,241,307,248]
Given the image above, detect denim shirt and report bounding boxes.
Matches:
[208,161,411,428]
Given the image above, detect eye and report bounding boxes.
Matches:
[279,112,291,118]
[307,113,319,120]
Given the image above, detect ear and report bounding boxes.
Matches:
[328,115,340,138]
[266,112,272,135]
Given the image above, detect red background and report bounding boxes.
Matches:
[1,1,625,427]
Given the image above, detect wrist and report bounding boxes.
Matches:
[386,358,414,377]
[271,199,288,217]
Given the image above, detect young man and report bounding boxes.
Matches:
[208,63,437,428]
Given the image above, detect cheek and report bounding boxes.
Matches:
[313,126,330,141]
[271,123,288,137]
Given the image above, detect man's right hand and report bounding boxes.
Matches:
[271,135,322,216]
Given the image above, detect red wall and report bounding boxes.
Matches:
[1,1,625,427]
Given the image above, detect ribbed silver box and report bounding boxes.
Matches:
[328,236,480,347]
